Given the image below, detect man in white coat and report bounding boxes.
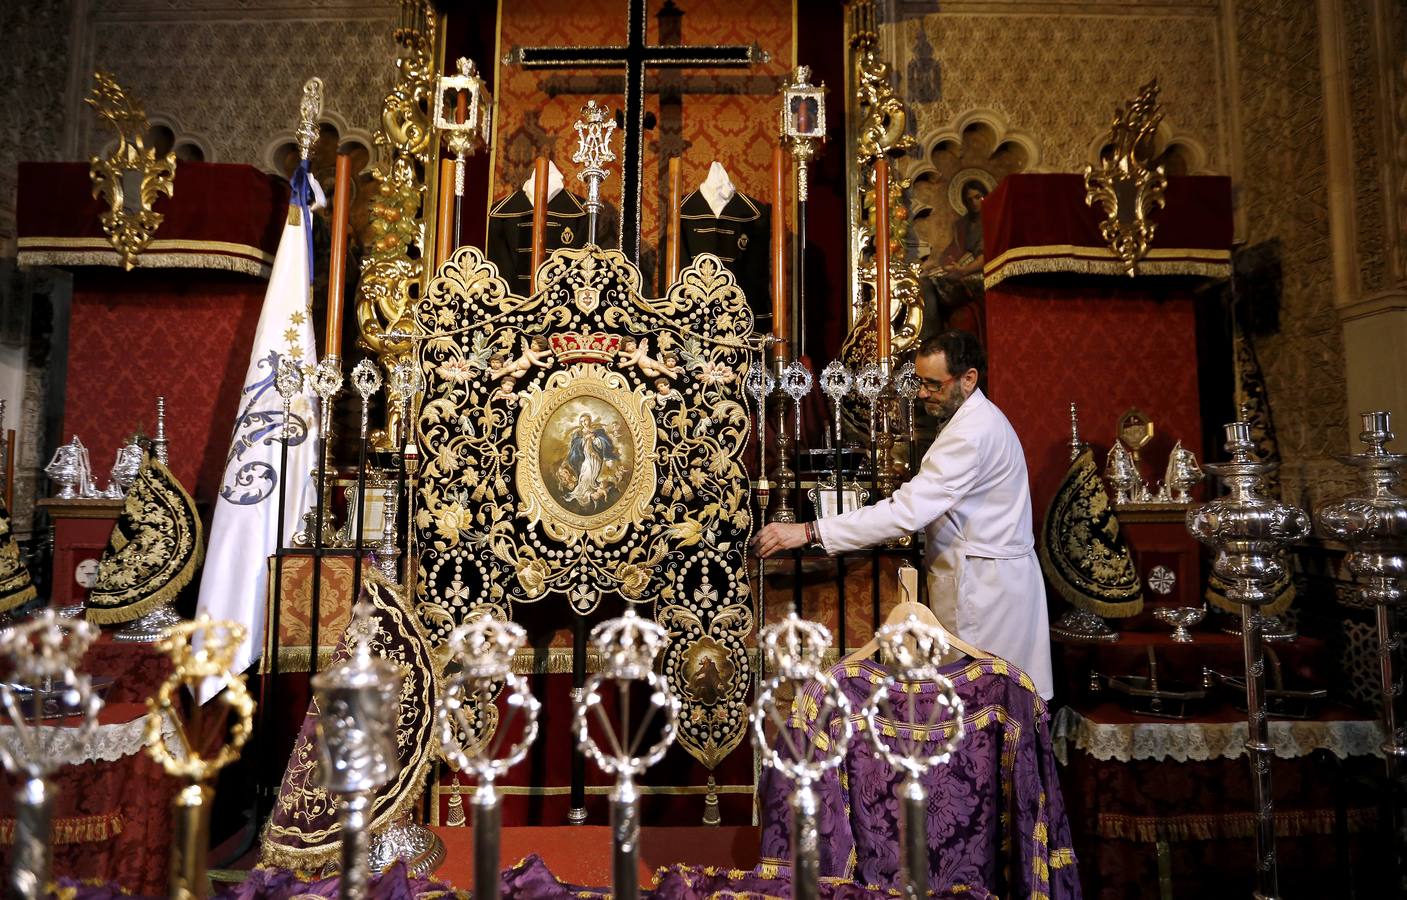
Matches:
[753,331,1053,699]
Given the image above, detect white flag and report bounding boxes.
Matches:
[194,169,323,703]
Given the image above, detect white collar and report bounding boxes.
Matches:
[523,161,564,207]
[699,161,736,218]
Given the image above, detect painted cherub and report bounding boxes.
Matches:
[489,335,554,381]
[489,375,519,407]
[617,337,682,379]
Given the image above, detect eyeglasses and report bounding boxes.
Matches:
[916,375,959,394]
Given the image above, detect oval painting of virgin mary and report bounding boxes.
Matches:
[539,396,636,518]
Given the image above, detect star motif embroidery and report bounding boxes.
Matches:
[289,310,306,325]
[283,327,300,346]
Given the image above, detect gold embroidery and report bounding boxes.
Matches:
[0,493,36,614]
[85,459,203,625]
[1039,447,1144,618]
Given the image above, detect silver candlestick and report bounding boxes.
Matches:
[1317,410,1407,889]
[438,615,540,900]
[574,608,678,900]
[751,614,852,900]
[572,100,616,246]
[819,360,853,450]
[1186,421,1311,900]
[313,601,403,900]
[861,615,966,899]
[0,613,102,900]
[1068,402,1083,461]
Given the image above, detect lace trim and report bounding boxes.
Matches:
[0,710,181,766]
[1051,706,1385,765]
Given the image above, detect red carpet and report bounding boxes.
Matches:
[431,826,761,887]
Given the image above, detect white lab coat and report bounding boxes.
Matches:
[815,388,1054,698]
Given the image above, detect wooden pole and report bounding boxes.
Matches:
[874,158,892,364]
[325,152,354,359]
[530,157,549,293]
[771,147,787,361]
[434,157,456,266]
[665,156,682,286]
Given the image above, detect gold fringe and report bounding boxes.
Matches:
[1096,807,1375,842]
[86,461,205,625]
[0,813,122,845]
[0,584,37,615]
[984,249,1230,290]
[1038,540,1145,619]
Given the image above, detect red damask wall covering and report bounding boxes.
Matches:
[64,270,265,509]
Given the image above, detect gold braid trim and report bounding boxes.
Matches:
[85,460,204,626]
[984,247,1230,290]
[1096,807,1375,842]
[0,584,37,615]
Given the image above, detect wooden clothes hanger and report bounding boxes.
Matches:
[841,566,991,665]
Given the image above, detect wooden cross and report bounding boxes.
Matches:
[512,0,761,263]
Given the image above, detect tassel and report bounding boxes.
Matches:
[446,775,466,827]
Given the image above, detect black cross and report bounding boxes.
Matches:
[513,0,760,263]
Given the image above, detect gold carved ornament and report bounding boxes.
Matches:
[86,72,176,271]
[1084,79,1168,276]
[356,0,438,448]
[412,245,756,770]
[841,0,923,377]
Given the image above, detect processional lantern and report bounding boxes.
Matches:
[779,65,827,202]
[433,57,492,199]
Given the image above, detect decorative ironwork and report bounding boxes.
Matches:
[1084,79,1168,276]
[86,72,176,270]
[414,245,755,770]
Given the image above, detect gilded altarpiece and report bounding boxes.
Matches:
[413,245,756,769]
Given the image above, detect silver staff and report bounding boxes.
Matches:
[574,608,678,900]
[819,360,853,450]
[751,614,853,900]
[572,100,616,246]
[0,613,101,900]
[1317,410,1407,886]
[861,616,966,899]
[1186,421,1310,900]
[312,602,403,900]
[438,615,540,900]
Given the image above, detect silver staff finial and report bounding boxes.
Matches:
[572,100,617,246]
[296,77,325,161]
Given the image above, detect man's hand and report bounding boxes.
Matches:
[751,522,810,558]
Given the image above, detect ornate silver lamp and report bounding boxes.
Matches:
[861,615,966,899]
[438,615,540,900]
[572,100,616,246]
[574,608,678,900]
[751,614,853,900]
[1186,421,1311,900]
[1317,410,1407,883]
[0,612,102,900]
[312,602,403,900]
[433,57,492,201]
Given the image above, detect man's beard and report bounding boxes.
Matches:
[925,390,967,430]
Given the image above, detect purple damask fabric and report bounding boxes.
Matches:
[758,657,1081,899]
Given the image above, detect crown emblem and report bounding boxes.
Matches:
[448,612,525,679]
[590,608,668,679]
[0,611,98,682]
[759,614,831,679]
[549,331,621,364]
[876,615,951,680]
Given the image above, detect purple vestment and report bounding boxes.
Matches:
[758,656,1081,898]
